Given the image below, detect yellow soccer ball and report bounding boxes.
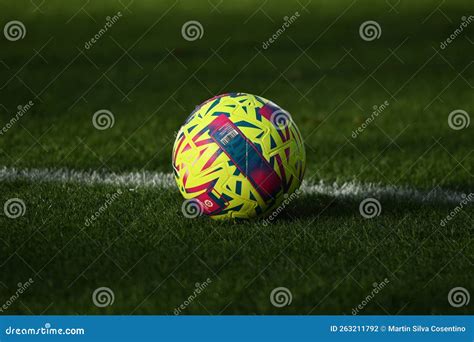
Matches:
[172,93,306,220]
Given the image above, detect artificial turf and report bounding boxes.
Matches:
[0,0,472,314]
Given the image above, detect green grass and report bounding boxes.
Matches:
[0,0,473,314]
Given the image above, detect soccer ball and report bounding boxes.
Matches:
[172,93,306,219]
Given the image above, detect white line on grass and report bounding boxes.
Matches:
[300,181,469,204]
[0,166,470,204]
[0,166,175,189]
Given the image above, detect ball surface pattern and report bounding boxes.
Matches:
[172,93,306,219]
